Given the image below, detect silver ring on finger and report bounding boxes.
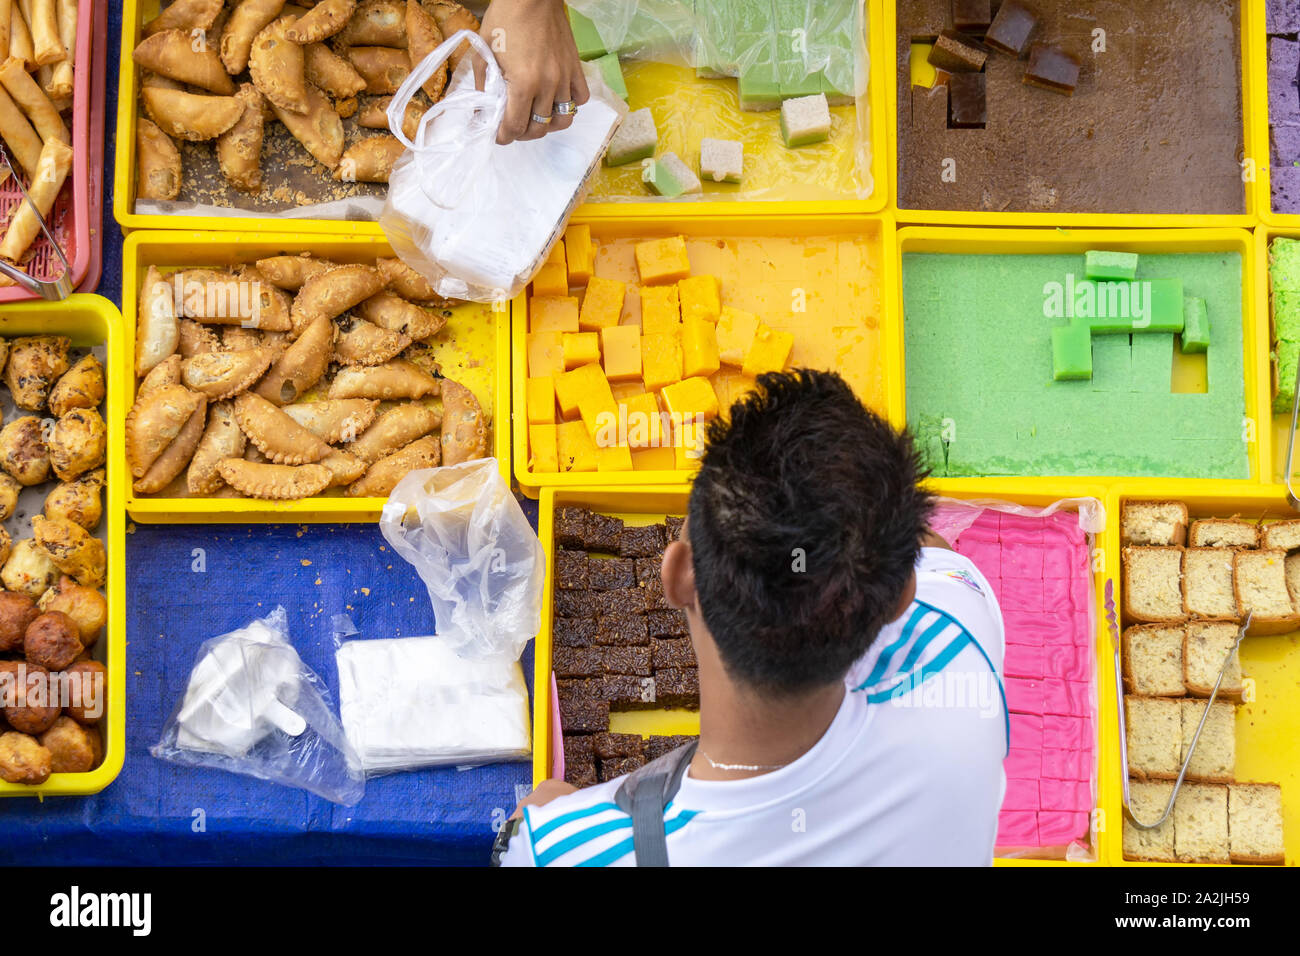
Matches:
[554,100,577,116]
[531,111,553,125]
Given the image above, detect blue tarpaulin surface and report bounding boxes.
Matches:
[0,7,538,866]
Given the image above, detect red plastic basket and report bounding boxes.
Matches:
[0,0,96,301]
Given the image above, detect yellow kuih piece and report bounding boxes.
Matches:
[565,224,594,285]
[640,284,681,334]
[527,331,566,377]
[529,423,559,471]
[596,444,634,471]
[562,331,601,369]
[526,376,556,424]
[578,275,627,332]
[611,380,646,400]
[716,306,760,367]
[675,420,706,470]
[662,376,720,423]
[632,446,676,470]
[556,362,619,440]
[602,325,642,382]
[557,420,597,472]
[642,332,685,392]
[554,362,603,418]
[742,323,794,377]
[533,259,569,298]
[679,275,721,323]
[682,317,721,378]
[530,295,580,332]
[634,235,692,284]
[620,392,664,448]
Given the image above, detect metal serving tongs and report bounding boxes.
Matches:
[1286,356,1300,511]
[1108,579,1250,830]
[0,146,73,301]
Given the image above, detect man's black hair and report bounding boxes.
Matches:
[687,368,933,695]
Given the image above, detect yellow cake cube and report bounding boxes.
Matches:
[675,420,705,470]
[526,376,556,424]
[556,420,597,472]
[555,362,619,442]
[742,323,794,377]
[620,392,663,449]
[533,259,569,298]
[682,317,720,379]
[527,331,566,377]
[716,306,760,367]
[639,285,681,335]
[562,331,601,370]
[610,381,647,400]
[596,444,634,471]
[545,241,565,266]
[579,275,626,332]
[601,324,642,382]
[530,295,580,332]
[661,376,720,423]
[631,446,677,471]
[554,362,598,418]
[565,224,594,285]
[529,423,558,472]
[642,332,684,392]
[634,236,691,285]
[678,275,721,323]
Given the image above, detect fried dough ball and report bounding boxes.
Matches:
[0,731,52,784]
[1,661,60,734]
[0,415,51,486]
[24,611,83,671]
[61,660,106,725]
[48,354,106,418]
[0,473,20,521]
[3,335,71,411]
[0,526,10,567]
[49,409,108,481]
[43,468,105,532]
[0,591,40,653]
[39,716,98,773]
[38,578,107,647]
[1,539,60,599]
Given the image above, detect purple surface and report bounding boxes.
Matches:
[1269,0,1300,35]
[1274,163,1300,213]
[1272,124,1300,165]
[1269,36,1300,123]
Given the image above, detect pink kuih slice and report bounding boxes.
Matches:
[950,507,1097,853]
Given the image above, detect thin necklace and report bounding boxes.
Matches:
[699,749,790,772]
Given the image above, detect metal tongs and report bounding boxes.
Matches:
[0,146,73,300]
[1286,357,1300,511]
[1108,579,1250,830]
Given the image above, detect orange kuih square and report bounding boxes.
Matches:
[533,258,569,298]
[662,376,720,422]
[562,331,601,369]
[642,332,684,392]
[742,323,794,377]
[529,423,558,471]
[634,236,691,284]
[596,444,633,471]
[526,376,556,424]
[716,306,760,367]
[682,317,720,378]
[679,275,721,323]
[530,296,580,332]
[579,276,626,331]
[620,391,664,448]
[601,325,642,382]
[527,331,565,377]
[557,420,597,472]
[632,446,676,471]
[639,284,681,335]
[565,224,594,285]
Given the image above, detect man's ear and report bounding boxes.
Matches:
[661,539,696,612]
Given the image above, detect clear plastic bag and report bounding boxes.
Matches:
[378,457,545,662]
[379,29,625,303]
[151,608,365,806]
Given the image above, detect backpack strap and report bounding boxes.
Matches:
[612,740,699,867]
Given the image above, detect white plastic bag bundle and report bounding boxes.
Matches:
[380,30,624,303]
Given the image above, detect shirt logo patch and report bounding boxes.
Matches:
[944,569,984,595]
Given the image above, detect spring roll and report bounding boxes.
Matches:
[8,1,32,68]
[0,136,71,263]
[44,0,73,100]
[20,0,61,65]
[0,81,41,176]
[0,55,67,142]
[0,1,12,58]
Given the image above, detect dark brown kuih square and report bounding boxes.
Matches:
[604,674,657,708]
[953,0,992,32]
[555,549,590,590]
[665,516,685,542]
[594,587,648,617]
[618,524,666,557]
[655,667,700,708]
[588,557,636,590]
[555,507,590,549]
[646,608,689,638]
[555,590,597,618]
[553,646,603,678]
[594,613,650,646]
[565,754,598,787]
[928,29,987,73]
[602,645,653,676]
[634,557,662,587]
[592,732,645,759]
[598,755,647,781]
[985,0,1038,57]
[559,698,610,733]
[643,579,670,611]
[564,734,594,762]
[948,72,986,128]
[646,734,698,761]
[583,513,625,552]
[1023,43,1080,95]
[553,616,597,647]
[652,638,696,670]
[556,678,602,703]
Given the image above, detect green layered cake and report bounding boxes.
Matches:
[1270,238,1300,414]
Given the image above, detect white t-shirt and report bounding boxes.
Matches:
[500,548,1008,867]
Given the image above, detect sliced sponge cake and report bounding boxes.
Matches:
[1183,621,1244,700]
[1124,781,1177,862]
[1180,697,1236,783]
[1182,548,1238,619]
[1190,518,1259,548]
[1122,501,1189,546]
[1234,549,1300,634]
[1263,519,1300,551]
[1122,624,1185,697]
[1125,695,1182,780]
[1174,783,1230,863]
[1228,783,1285,864]
[1123,547,1186,624]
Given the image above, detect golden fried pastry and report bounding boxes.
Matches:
[357,290,447,339]
[32,517,106,590]
[181,348,276,400]
[304,41,366,98]
[0,473,20,522]
[136,118,183,201]
[143,0,224,38]
[142,87,246,141]
[254,314,335,405]
[284,0,357,43]
[241,266,295,331]
[60,659,106,723]
[406,0,447,101]
[41,583,106,649]
[0,416,50,486]
[126,384,203,478]
[340,0,406,45]
[0,526,10,567]
[49,355,106,419]
[375,257,452,304]
[357,93,422,139]
[23,610,82,671]
[175,268,293,331]
[221,0,287,74]
[217,82,267,193]
[43,469,105,533]
[334,316,410,365]
[249,16,309,114]
[0,731,52,784]
[347,434,440,496]
[268,82,344,168]
[48,409,107,482]
[0,592,39,653]
[140,70,185,91]
[177,318,223,357]
[187,401,246,494]
[327,358,440,400]
[137,266,180,374]
[1,539,59,600]
[428,0,479,70]
[138,354,183,395]
[334,134,404,183]
[133,400,207,495]
[222,326,270,352]
[4,335,70,410]
[216,459,333,499]
[133,28,235,94]
[347,45,410,94]
[440,378,487,466]
[317,448,368,487]
[291,263,384,331]
[281,398,378,443]
[254,254,338,291]
[39,716,98,773]
[347,402,441,463]
[234,392,332,464]
[2,662,59,735]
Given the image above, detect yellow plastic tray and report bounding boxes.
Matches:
[885,0,1263,228]
[1108,481,1300,867]
[120,230,510,522]
[0,295,126,798]
[513,213,897,497]
[892,226,1269,486]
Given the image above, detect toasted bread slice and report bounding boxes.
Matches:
[1174,783,1230,864]
[1180,697,1236,783]
[1122,500,1189,547]
[1262,518,1300,552]
[1125,695,1182,780]
[1123,780,1176,862]
[1234,549,1300,635]
[1183,621,1244,700]
[1122,547,1186,624]
[1228,783,1285,865]
[1189,518,1259,549]
[1121,624,1185,697]
[1181,547,1239,619]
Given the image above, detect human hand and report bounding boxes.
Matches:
[477,0,591,145]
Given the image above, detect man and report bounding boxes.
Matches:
[500,369,1008,866]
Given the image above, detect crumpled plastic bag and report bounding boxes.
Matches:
[379,457,545,662]
[380,29,624,303]
[151,607,365,806]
